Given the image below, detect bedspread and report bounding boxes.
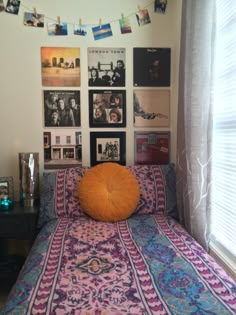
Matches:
[2,214,236,315]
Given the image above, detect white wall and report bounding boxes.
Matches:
[0,0,182,200]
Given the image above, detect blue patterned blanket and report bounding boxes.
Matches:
[2,214,236,314]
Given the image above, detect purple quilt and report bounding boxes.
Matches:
[2,214,236,315]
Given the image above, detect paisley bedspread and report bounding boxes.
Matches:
[2,214,236,315]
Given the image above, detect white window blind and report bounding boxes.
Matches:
[211,0,236,269]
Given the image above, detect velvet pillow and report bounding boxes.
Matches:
[78,163,140,222]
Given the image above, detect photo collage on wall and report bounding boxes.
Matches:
[41,46,171,168]
[133,47,171,165]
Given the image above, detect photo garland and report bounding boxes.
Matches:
[89,90,126,128]
[90,132,126,166]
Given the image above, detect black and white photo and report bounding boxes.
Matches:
[88,47,126,87]
[43,90,80,127]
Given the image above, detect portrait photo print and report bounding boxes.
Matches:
[133,47,171,87]
[43,90,80,127]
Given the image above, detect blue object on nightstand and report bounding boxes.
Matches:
[0,197,13,210]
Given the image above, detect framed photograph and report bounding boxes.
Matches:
[43,90,80,127]
[90,132,126,166]
[0,176,14,200]
[41,47,80,87]
[133,48,171,87]
[134,131,170,165]
[43,131,82,169]
[88,47,126,87]
[89,90,126,127]
[134,89,170,127]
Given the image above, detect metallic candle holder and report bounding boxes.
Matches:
[19,152,39,207]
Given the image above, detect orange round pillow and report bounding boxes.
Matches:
[78,162,140,222]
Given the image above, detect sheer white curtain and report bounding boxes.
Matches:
[176,0,216,250]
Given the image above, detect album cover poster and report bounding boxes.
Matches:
[41,47,80,87]
[133,48,170,87]
[134,89,170,127]
[134,131,170,165]
[43,90,80,127]
[88,47,126,87]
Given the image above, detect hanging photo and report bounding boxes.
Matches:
[74,24,87,36]
[88,47,126,87]
[133,89,170,127]
[0,0,5,12]
[43,90,80,127]
[154,0,168,14]
[41,47,80,87]
[92,23,113,40]
[44,131,82,169]
[89,90,126,127]
[135,9,151,26]
[133,48,171,87]
[5,0,20,15]
[47,22,68,36]
[119,17,132,34]
[134,131,170,165]
[90,132,126,166]
[24,12,44,27]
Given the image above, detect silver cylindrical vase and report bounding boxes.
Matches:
[19,152,39,207]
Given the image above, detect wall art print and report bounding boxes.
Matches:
[134,131,170,165]
[90,132,126,166]
[89,90,126,128]
[133,47,171,87]
[44,131,82,169]
[133,89,170,127]
[43,90,80,127]
[41,47,80,87]
[88,47,126,87]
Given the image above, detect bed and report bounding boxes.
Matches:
[1,164,236,315]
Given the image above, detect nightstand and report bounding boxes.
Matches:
[0,202,39,282]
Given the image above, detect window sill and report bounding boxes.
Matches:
[209,240,236,281]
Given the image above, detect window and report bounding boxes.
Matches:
[66,136,71,144]
[55,136,60,145]
[211,0,236,273]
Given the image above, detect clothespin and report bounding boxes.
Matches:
[99,18,102,28]
[33,7,37,16]
[137,5,141,11]
[121,13,125,20]
[57,16,61,25]
[79,18,82,27]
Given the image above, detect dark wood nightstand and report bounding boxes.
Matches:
[0,202,39,282]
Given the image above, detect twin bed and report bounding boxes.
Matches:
[1,164,236,314]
